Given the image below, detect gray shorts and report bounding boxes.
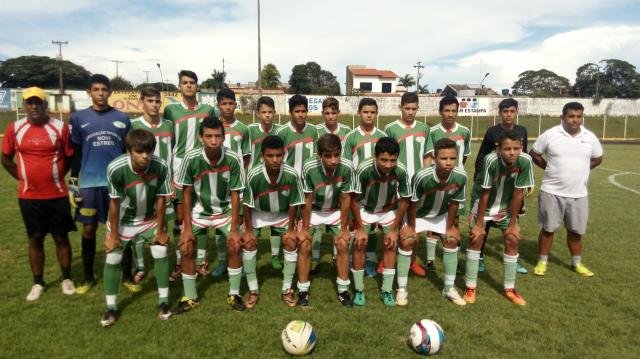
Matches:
[537,191,588,234]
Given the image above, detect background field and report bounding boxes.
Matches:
[0,111,639,357]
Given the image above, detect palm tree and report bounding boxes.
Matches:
[417,84,429,94]
[398,74,416,89]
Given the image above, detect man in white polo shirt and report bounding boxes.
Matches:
[529,102,603,277]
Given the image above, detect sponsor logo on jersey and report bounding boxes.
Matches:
[113,121,126,129]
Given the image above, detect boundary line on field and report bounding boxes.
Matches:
[607,172,640,196]
[597,166,640,175]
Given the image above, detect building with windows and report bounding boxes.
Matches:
[346,65,398,95]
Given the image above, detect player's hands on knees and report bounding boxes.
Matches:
[336,229,350,246]
[242,231,256,248]
[384,229,398,250]
[399,225,416,242]
[354,228,367,248]
[445,226,461,243]
[153,232,170,246]
[283,229,298,247]
[228,230,242,247]
[297,229,311,244]
[504,223,521,241]
[469,224,485,245]
[104,232,120,253]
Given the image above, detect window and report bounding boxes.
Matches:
[359,82,372,92]
[381,83,392,93]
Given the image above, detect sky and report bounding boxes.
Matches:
[1,0,639,93]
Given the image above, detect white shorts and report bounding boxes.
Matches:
[415,213,447,234]
[191,213,231,230]
[107,220,157,242]
[360,209,397,230]
[251,210,290,229]
[309,210,341,227]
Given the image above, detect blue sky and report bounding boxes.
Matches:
[1,0,639,93]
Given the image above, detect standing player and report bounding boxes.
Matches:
[173,117,245,313]
[300,134,354,307]
[342,98,386,277]
[242,135,305,307]
[70,74,132,294]
[1,87,76,300]
[101,129,173,327]
[465,132,534,306]
[248,96,280,168]
[403,139,468,306]
[351,137,411,307]
[529,102,603,277]
[163,70,216,280]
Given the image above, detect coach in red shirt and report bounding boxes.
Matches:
[1,87,77,301]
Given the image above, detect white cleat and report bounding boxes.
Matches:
[443,287,467,306]
[61,279,76,295]
[396,288,409,306]
[26,284,45,301]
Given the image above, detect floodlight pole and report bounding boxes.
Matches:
[157,63,164,92]
[257,0,262,95]
[413,61,425,93]
[143,71,150,84]
[480,72,490,88]
[52,40,68,94]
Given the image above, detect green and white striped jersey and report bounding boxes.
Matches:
[247,123,281,168]
[130,116,174,170]
[316,123,351,142]
[275,122,318,175]
[243,163,304,213]
[107,154,172,226]
[342,126,386,169]
[411,166,467,218]
[163,102,216,160]
[223,119,251,159]
[353,157,411,213]
[471,152,534,220]
[384,119,430,180]
[175,147,245,218]
[426,123,471,168]
[301,157,354,212]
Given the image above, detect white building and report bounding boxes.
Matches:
[346,65,399,95]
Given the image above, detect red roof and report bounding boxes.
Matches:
[350,68,398,78]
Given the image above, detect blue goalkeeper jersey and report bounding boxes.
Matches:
[70,107,130,188]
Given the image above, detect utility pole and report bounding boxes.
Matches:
[52,40,68,94]
[143,70,151,84]
[111,60,124,78]
[156,63,164,92]
[413,61,425,93]
[257,0,262,95]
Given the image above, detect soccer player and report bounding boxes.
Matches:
[464,132,534,306]
[342,98,386,277]
[70,74,131,294]
[173,117,245,313]
[474,98,529,274]
[300,134,354,307]
[129,86,174,284]
[242,135,305,308]
[163,70,216,280]
[101,129,173,327]
[351,137,411,307]
[248,96,280,168]
[529,102,603,277]
[1,87,76,300]
[385,92,430,277]
[404,139,467,306]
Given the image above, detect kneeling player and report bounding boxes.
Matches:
[465,132,534,306]
[351,137,411,307]
[101,129,173,327]
[403,139,467,306]
[299,134,354,307]
[242,135,305,308]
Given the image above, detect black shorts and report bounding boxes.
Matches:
[19,197,77,238]
[76,187,109,224]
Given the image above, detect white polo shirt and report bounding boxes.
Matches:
[532,125,603,198]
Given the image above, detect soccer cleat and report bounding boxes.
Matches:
[353,290,366,306]
[425,260,436,273]
[211,261,228,278]
[337,291,353,307]
[26,284,45,301]
[443,287,467,306]
[75,280,96,295]
[282,288,297,307]
[411,261,427,277]
[533,261,547,276]
[196,261,209,276]
[376,261,384,275]
[516,261,528,274]
[478,258,485,273]
[173,297,200,315]
[133,271,146,285]
[227,294,246,312]
[396,288,408,306]
[122,280,142,293]
[574,263,594,277]
[463,287,477,304]
[504,288,527,306]
[364,260,377,278]
[100,309,117,328]
[310,260,319,275]
[158,302,172,320]
[297,291,310,307]
[271,256,283,270]
[379,291,396,307]
[61,279,75,295]
[456,262,464,274]
[169,264,182,282]
[244,291,259,309]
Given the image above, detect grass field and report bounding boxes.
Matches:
[0,111,639,357]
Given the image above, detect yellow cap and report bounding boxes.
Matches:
[23,87,47,101]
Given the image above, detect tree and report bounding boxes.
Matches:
[0,55,90,89]
[134,82,177,92]
[259,63,281,89]
[201,70,226,91]
[110,76,134,90]
[511,69,571,97]
[288,62,340,95]
[417,84,429,94]
[398,74,416,89]
[573,59,640,99]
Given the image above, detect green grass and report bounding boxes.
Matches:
[1,113,639,357]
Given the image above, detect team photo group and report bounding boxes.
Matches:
[1,70,603,328]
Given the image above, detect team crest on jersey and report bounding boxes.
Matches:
[234,136,241,143]
[281,189,290,197]
[162,137,169,144]
[416,137,425,143]
[305,142,313,150]
[113,121,126,129]
[221,171,230,181]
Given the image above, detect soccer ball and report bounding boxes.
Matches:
[281,320,317,356]
[409,319,445,355]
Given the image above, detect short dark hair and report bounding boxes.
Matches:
[140,86,161,100]
[317,133,342,154]
[433,138,458,157]
[439,95,459,112]
[322,97,339,112]
[562,101,584,116]
[375,137,400,157]
[125,128,156,152]
[261,135,284,153]
[178,70,198,83]
[401,92,419,105]
[497,131,522,146]
[87,74,110,90]
[256,96,275,110]
[199,116,224,136]
[498,98,518,111]
[358,97,378,112]
[288,94,308,112]
[216,88,236,103]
